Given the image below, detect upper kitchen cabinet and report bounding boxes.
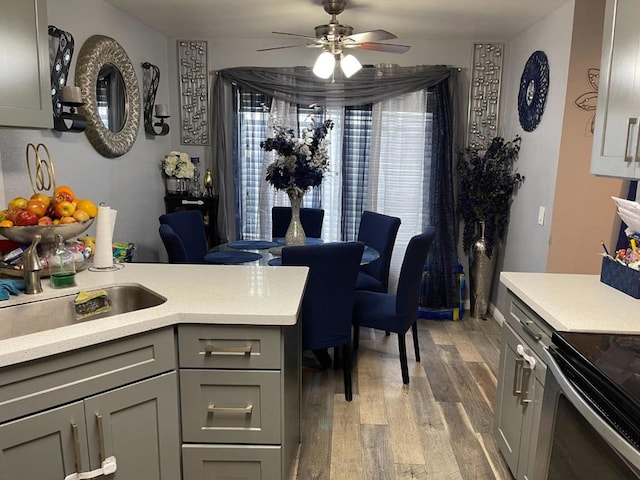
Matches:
[0,0,52,129]
[591,0,640,179]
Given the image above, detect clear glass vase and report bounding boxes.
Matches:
[166,176,189,195]
[285,191,306,246]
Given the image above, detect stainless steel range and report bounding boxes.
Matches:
[536,331,640,479]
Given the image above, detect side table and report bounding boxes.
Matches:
[164,195,219,248]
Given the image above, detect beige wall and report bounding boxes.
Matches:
[546,0,624,273]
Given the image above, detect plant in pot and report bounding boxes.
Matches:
[457,135,525,318]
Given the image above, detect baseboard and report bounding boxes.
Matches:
[489,302,505,327]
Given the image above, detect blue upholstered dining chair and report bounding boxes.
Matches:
[352,227,435,384]
[158,210,208,263]
[282,241,365,401]
[272,207,325,238]
[356,211,401,293]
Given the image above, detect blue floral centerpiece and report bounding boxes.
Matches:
[260,118,333,245]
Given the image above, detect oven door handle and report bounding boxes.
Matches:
[541,346,640,472]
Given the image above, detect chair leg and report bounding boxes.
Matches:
[312,348,332,369]
[412,322,421,362]
[385,331,390,336]
[342,344,353,401]
[353,325,360,351]
[398,334,410,384]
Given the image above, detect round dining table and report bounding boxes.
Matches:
[204,238,379,266]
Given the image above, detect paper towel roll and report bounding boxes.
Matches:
[93,205,116,269]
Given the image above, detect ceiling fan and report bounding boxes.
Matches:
[257,0,410,78]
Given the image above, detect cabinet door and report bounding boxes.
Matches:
[519,371,545,480]
[0,401,89,480]
[494,322,525,477]
[591,0,640,178]
[84,372,180,480]
[0,0,52,129]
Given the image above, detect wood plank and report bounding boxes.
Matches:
[439,402,496,480]
[298,367,335,480]
[420,319,453,345]
[439,345,494,433]
[477,432,513,480]
[421,430,464,479]
[384,385,426,465]
[330,394,364,479]
[357,348,388,425]
[444,320,484,362]
[419,332,461,403]
[466,329,501,378]
[394,464,429,480]
[406,376,445,433]
[361,424,396,480]
[466,362,497,412]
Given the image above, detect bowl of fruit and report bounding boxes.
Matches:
[0,186,99,244]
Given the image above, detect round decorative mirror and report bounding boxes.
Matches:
[76,35,140,158]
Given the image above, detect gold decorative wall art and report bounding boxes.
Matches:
[177,40,209,145]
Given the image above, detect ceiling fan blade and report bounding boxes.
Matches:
[272,31,320,42]
[257,44,314,52]
[346,42,411,54]
[345,29,397,43]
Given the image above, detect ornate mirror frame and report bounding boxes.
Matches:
[76,35,140,158]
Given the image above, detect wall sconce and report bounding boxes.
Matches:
[49,25,86,132]
[142,62,169,136]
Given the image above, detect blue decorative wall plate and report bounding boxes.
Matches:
[518,51,550,132]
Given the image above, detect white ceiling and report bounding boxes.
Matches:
[103,0,571,44]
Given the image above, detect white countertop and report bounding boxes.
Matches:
[501,271,640,333]
[0,263,308,367]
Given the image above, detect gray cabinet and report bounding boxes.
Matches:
[0,328,180,480]
[178,324,300,480]
[0,0,52,129]
[591,0,640,178]
[495,295,549,480]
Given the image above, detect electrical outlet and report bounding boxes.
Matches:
[538,206,545,226]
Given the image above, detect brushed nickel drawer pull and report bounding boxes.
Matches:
[513,358,524,396]
[207,404,253,415]
[71,422,82,473]
[204,343,252,355]
[520,320,542,342]
[95,413,106,463]
[625,117,638,162]
[520,365,533,405]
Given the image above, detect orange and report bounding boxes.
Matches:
[75,199,98,218]
[0,220,13,227]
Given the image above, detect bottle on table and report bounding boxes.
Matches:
[190,157,202,197]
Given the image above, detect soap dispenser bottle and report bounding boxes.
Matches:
[49,233,76,288]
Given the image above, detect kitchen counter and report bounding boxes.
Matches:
[501,271,640,333]
[0,263,308,367]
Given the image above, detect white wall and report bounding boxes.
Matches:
[0,0,171,261]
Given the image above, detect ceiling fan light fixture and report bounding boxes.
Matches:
[313,51,336,79]
[340,53,362,78]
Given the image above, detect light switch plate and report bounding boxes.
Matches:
[538,206,545,226]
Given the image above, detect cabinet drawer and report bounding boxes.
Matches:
[507,294,552,358]
[180,369,281,444]
[0,328,175,423]
[178,324,281,369]
[182,444,281,480]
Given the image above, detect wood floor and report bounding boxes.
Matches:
[296,314,513,480]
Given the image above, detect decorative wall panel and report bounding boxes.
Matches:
[177,40,209,145]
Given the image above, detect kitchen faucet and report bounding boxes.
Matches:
[23,234,43,294]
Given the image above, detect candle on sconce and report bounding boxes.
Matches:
[154,104,170,117]
[61,85,82,104]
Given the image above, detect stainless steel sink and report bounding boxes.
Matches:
[0,284,167,340]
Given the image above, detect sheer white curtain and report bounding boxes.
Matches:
[368,90,429,292]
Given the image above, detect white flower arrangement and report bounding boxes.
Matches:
[162,151,195,179]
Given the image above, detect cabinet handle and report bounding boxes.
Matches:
[95,413,106,464]
[181,199,204,205]
[512,358,524,396]
[625,117,638,162]
[71,422,83,473]
[207,404,253,415]
[204,343,252,355]
[520,320,542,342]
[520,364,533,405]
